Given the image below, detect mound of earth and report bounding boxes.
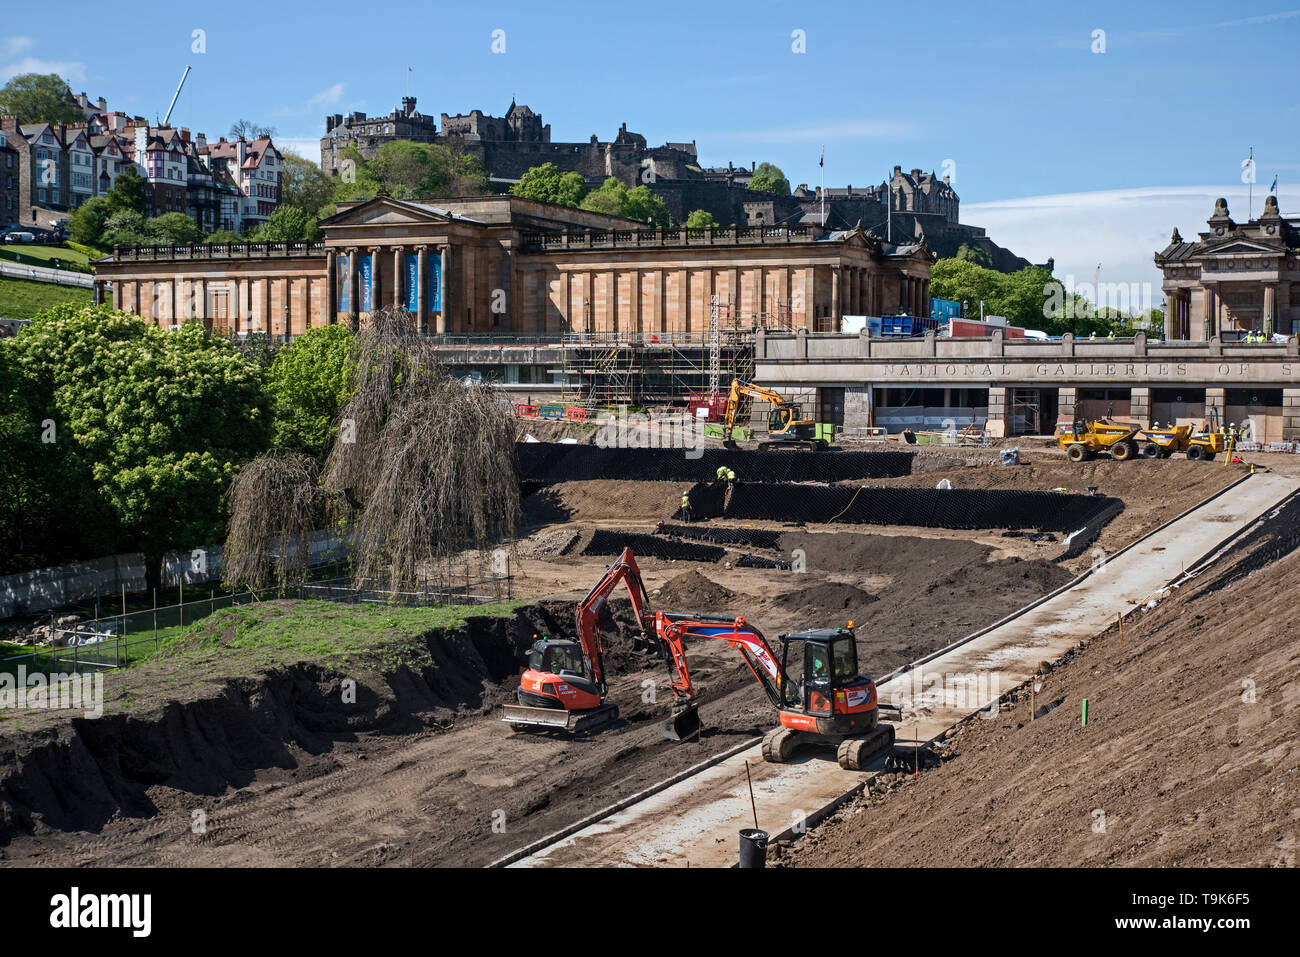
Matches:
[655,570,745,609]
[776,581,879,622]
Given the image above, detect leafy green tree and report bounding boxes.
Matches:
[69,195,113,246]
[622,185,670,226]
[279,151,336,218]
[510,162,588,207]
[204,229,241,244]
[252,205,321,242]
[147,212,204,245]
[578,178,627,216]
[686,209,719,228]
[577,178,670,225]
[0,73,81,125]
[101,210,151,247]
[105,166,148,217]
[266,325,353,456]
[749,162,790,195]
[11,305,271,585]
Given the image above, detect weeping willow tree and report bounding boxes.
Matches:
[223,451,321,590]
[225,306,519,592]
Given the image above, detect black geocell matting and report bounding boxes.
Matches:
[1194,492,1300,596]
[581,529,726,562]
[516,442,915,484]
[715,483,1125,533]
[655,523,783,549]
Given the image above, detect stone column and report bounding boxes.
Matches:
[1130,387,1151,428]
[393,245,405,310]
[326,250,337,323]
[439,245,450,335]
[987,386,1008,438]
[1263,284,1277,336]
[830,266,840,328]
[1163,293,1177,341]
[262,278,271,335]
[1284,388,1300,442]
[1057,386,1077,424]
[630,269,641,335]
[1205,387,1226,428]
[93,280,104,305]
[280,277,290,339]
[1201,287,1216,341]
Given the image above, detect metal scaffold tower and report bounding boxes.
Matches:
[559,298,770,408]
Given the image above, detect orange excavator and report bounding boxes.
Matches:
[502,548,654,734]
[653,612,899,769]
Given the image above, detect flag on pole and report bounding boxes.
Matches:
[819,146,824,168]
[1271,174,1279,193]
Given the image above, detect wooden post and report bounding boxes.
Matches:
[744,760,759,829]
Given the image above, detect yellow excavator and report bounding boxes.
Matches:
[721,378,832,451]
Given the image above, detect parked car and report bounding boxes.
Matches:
[4,231,36,244]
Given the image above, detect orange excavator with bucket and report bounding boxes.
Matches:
[502,548,654,734]
[653,612,900,768]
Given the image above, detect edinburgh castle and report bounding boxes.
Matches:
[321,96,1034,271]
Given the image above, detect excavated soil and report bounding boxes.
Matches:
[779,498,1300,868]
[0,447,1253,868]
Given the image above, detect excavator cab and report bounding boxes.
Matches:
[515,637,604,713]
[780,629,863,717]
[526,637,586,678]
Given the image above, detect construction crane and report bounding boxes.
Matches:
[653,612,899,768]
[162,66,191,127]
[721,377,832,451]
[501,548,654,733]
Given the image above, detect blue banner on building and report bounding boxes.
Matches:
[337,254,349,313]
[359,254,373,313]
[403,253,442,313]
[405,254,420,313]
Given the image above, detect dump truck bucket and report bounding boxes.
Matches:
[660,703,702,741]
[503,703,619,733]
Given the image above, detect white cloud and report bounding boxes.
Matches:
[2,36,33,59]
[306,82,345,109]
[0,55,88,85]
[966,184,1298,304]
[0,37,86,84]
[276,137,322,160]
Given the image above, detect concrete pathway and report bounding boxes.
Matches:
[512,472,1299,867]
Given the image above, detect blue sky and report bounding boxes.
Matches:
[4,0,1298,295]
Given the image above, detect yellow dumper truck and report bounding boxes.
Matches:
[1136,425,1225,462]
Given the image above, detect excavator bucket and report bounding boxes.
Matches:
[659,704,702,741]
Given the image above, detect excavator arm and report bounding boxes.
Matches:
[654,612,786,710]
[722,378,792,433]
[574,547,654,690]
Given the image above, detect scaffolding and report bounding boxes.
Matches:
[560,315,762,408]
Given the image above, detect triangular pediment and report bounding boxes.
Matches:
[319,196,462,228]
[1204,239,1282,255]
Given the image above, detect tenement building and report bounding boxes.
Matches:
[93,194,934,338]
[1156,195,1300,340]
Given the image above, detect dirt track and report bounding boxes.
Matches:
[0,448,1264,867]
